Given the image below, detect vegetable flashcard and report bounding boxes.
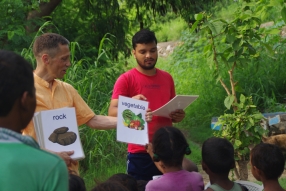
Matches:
[117,96,149,145]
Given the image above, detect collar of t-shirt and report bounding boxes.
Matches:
[0,127,39,148]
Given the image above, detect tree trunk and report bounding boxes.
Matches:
[237,160,249,180]
[26,0,62,33]
[140,21,144,30]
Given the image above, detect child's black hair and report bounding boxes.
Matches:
[137,180,148,191]
[251,143,285,180]
[202,137,235,174]
[91,181,129,191]
[152,126,191,167]
[107,173,138,191]
[68,174,86,191]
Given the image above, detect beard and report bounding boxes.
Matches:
[136,57,157,70]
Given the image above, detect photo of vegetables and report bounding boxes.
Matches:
[122,109,145,130]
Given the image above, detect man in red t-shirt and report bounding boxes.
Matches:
[108,29,197,180]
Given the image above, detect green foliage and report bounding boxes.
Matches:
[51,0,130,60]
[0,0,45,52]
[7,0,286,185]
[151,16,188,42]
[279,177,286,189]
[0,0,242,62]
[66,43,128,188]
[189,1,286,179]
[164,0,286,161]
[124,0,219,28]
[214,95,267,161]
[21,21,58,67]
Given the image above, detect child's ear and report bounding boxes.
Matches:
[254,166,264,177]
[252,165,264,181]
[202,161,208,171]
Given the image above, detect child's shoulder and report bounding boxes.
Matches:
[207,182,245,191]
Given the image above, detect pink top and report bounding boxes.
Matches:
[146,170,204,191]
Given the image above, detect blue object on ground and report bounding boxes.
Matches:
[211,117,221,130]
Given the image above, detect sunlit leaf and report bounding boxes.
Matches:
[224,95,235,109]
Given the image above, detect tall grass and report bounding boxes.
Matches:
[151,16,189,42]
[22,30,129,189]
[64,37,129,189]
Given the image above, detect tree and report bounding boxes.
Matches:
[0,0,222,59]
[192,0,285,180]
[124,0,218,29]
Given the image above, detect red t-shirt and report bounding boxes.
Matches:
[112,68,175,153]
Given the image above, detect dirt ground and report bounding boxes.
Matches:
[157,41,181,57]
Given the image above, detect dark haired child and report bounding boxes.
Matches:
[202,137,246,191]
[107,173,138,191]
[250,143,286,191]
[145,126,204,191]
[137,180,148,191]
[68,173,86,191]
[91,181,129,191]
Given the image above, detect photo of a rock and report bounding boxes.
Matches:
[49,127,77,146]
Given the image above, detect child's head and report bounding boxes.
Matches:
[251,143,285,180]
[152,126,191,167]
[107,173,138,191]
[137,180,148,191]
[91,181,129,191]
[202,137,235,174]
[69,174,86,191]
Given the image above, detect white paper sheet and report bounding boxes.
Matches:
[152,95,199,118]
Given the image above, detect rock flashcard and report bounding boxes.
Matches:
[33,107,85,160]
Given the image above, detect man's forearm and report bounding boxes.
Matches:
[86,115,117,130]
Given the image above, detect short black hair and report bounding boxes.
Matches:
[132,29,157,49]
[202,137,235,174]
[107,173,138,191]
[251,143,285,180]
[0,50,34,116]
[137,180,148,191]
[91,181,129,191]
[33,33,69,58]
[152,126,191,167]
[69,174,86,191]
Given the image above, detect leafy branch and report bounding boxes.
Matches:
[190,0,286,180]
